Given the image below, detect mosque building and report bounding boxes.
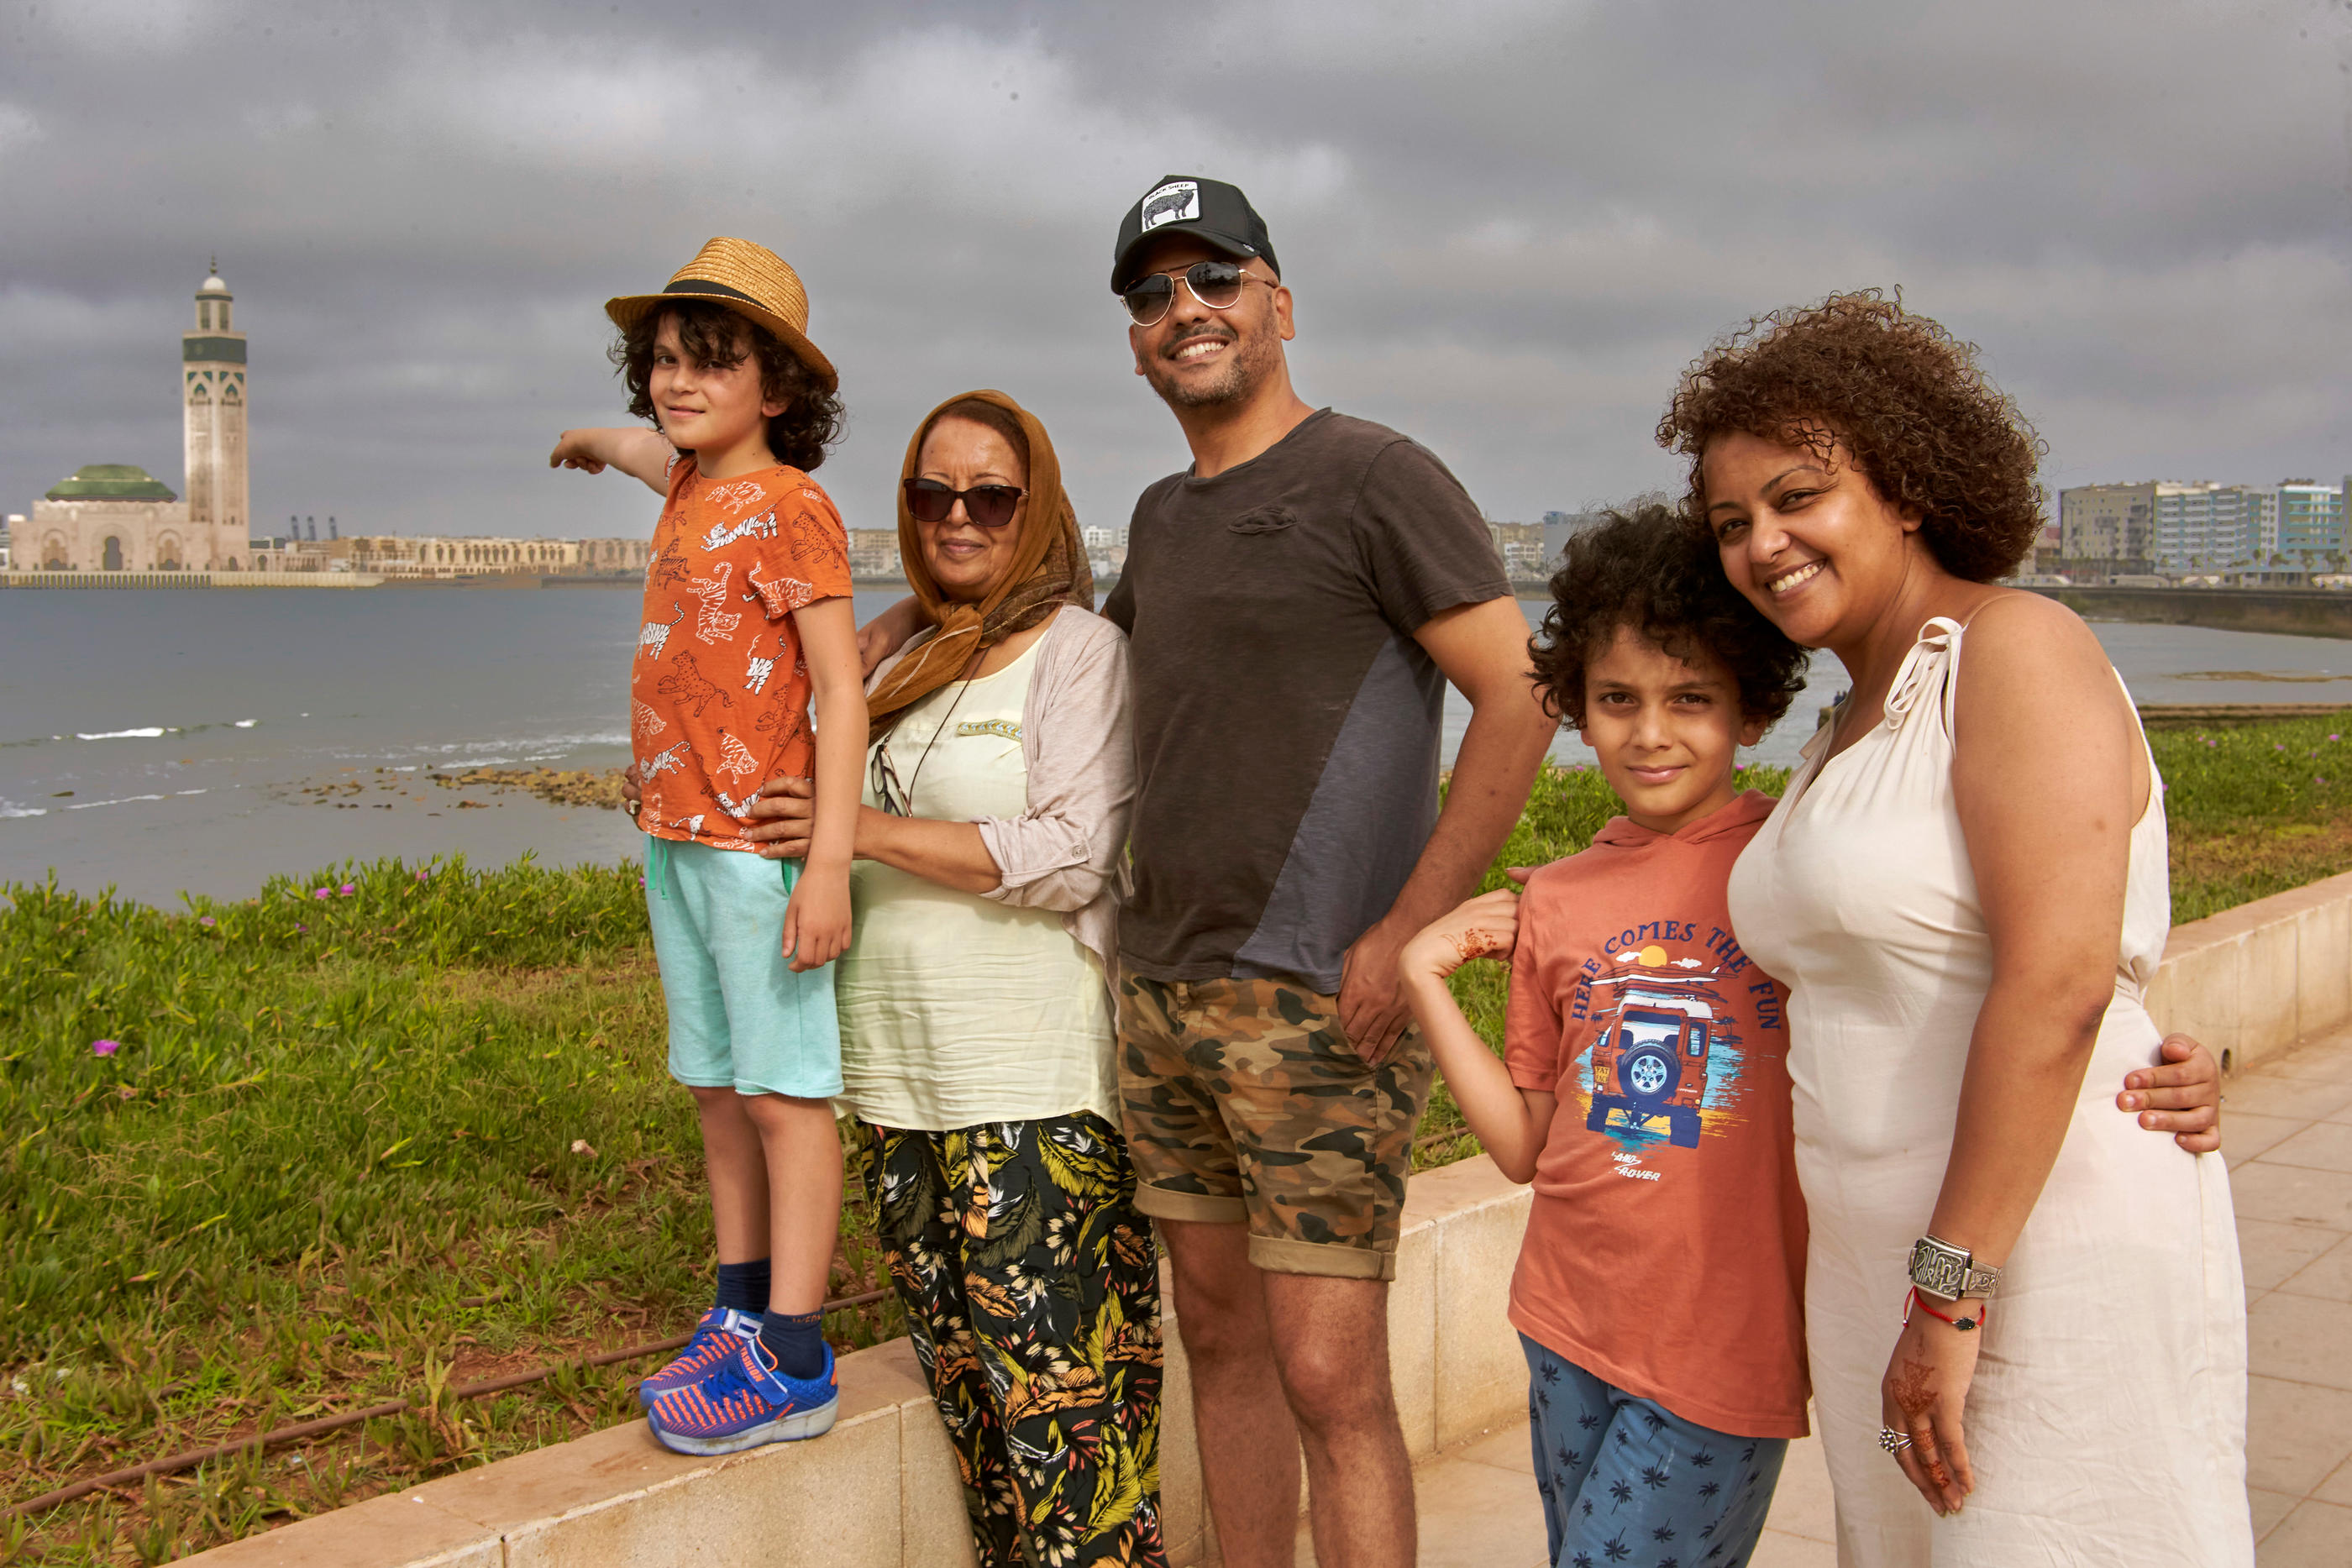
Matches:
[25,264,250,572]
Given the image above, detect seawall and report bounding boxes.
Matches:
[2022,585,2352,640]
[178,868,2352,1567]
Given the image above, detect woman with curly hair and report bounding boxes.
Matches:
[1662,292,2250,1563]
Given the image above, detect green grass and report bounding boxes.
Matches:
[2150,716,2352,921]
[4,716,2345,1562]
[0,855,900,1565]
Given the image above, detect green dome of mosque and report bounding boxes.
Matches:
[45,464,178,501]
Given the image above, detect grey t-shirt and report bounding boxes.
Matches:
[1103,409,1510,994]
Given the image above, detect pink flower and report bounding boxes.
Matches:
[295,922,307,934]
[415,869,431,883]
[339,884,356,896]
[198,915,215,927]
[92,1039,119,1057]
[312,888,332,900]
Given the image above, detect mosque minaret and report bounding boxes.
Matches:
[24,264,251,571]
[182,260,249,548]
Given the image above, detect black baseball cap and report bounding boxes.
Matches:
[1110,175,1281,293]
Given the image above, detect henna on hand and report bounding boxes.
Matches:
[1891,1356,1936,1419]
[1449,928,1509,963]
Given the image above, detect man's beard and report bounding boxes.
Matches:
[1143,323,1278,410]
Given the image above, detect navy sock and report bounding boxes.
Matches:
[758,1309,826,1381]
[714,1259,771,1316]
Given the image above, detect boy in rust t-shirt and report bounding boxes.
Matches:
[1399,509,1812,1566]
[631,461,852,843]
[550,238,864,1460]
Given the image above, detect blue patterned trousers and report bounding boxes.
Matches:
[1521,1334,1787,1568]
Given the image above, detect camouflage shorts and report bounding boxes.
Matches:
[1116,973,1434,1281]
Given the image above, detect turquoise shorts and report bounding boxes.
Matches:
[643,835,843,1100]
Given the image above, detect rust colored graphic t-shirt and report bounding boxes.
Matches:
[1503,789,1810,1439]
[630,454,851,850]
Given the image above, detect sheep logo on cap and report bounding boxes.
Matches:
[1141,181,1200,230]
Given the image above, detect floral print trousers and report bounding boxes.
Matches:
[854,1114,1168,1568]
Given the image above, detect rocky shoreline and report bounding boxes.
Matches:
[430,767,628,810]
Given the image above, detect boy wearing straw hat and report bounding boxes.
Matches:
[549,237,864,1454]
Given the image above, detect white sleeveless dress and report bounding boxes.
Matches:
[1725,617,2250,1565]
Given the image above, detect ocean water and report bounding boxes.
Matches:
[2,585,2347,905]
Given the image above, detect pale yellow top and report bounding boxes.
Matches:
[835,637,1118,1130]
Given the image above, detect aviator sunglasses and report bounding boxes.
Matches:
[1120,259,1274,328]
[903,477,1028,529]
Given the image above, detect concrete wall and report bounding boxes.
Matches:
[2022,584,2352,639]
[180,870,2352,1567]
[181,1156,1534,1568]
[2145,868,2352,1077]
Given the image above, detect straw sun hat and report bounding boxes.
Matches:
[604,237,837,391]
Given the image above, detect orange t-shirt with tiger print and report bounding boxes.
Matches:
[630,454,852,849]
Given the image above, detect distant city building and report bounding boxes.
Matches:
[2152,482,2271,569]
[0,512,18,569]
[244,536,329,573]
[2273,480,2346,562]
[1488,521,1547,579]
[2058,482,2156,569]
[847,527,901,579]
[183,263,249,555]
[1541,510,1609,570]
[2057,475,2346,575]
[577,538,653,574]
[327,534,647,579]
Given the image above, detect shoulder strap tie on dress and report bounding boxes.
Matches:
[1880,616,1967,734]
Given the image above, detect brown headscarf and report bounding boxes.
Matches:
[866,389,1095,739]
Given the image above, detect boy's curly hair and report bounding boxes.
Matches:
[612,301,845,472]
[1531,504,1809,730]
[1655,291,2046,582]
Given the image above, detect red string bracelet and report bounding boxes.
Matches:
[1904,1286,1987,1333]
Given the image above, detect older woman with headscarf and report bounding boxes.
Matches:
[731,391,1164,1568]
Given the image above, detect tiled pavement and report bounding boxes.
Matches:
[1314,1022,2352,1567]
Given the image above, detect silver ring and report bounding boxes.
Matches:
[1878,1426,1914,1455]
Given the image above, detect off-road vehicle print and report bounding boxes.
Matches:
[1579,961,1746,1151]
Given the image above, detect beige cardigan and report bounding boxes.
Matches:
[866,606,1134,985]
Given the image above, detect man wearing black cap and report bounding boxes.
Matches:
[1101,176,1555,1566]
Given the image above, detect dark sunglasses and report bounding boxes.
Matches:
[902,477,1026,529]
[1120,259,1273,328]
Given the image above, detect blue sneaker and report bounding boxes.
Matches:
[646,1339,838,1455]
[638,1308,763,1409]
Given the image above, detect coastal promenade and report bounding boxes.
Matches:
[1361,1017,2352,1567]
[176,869,2352,1568]
[0,569,386,589]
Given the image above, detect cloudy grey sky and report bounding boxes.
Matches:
[4,0,2349,541]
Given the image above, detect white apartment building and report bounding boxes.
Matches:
[2066,476,2348,571]
[2274,480,2348,561]
[2153,482,2272,569]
